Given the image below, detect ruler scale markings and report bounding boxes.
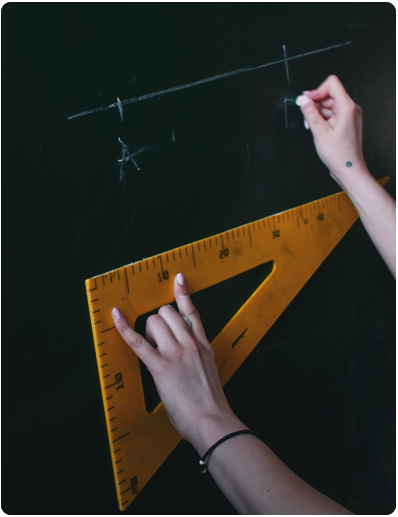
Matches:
[103,374,110,379]
[192,245,196,267]
[158,255,164,279]
[105,380,124,389]
[124,268,129,293]
[248,225,252,246]
[113,432,131,443]
[101,327,115,334]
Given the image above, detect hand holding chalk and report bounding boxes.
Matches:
[296,75,367,181]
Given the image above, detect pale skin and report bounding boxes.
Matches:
[112,76,395,514]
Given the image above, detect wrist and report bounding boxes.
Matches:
[329,159,371,191]
[187,412,248,457]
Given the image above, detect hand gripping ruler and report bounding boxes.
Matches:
[85,178,388,511]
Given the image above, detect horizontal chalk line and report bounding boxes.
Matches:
[68,41,353,120]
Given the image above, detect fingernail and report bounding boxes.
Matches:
[304,119,309,130]
[112,307,122,320]
[296,95,311,107]
[176,272,185,285]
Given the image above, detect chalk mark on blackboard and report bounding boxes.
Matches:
[284,98,288,129]
[171,129,176,144]
[284,98,298,129]
[117,97,124,122]
[118,138,140,171]
[117,143,148,165]
[68,41,353,120]
[282,45,291,84]
[254,330,327,353]
[119,147,126,181]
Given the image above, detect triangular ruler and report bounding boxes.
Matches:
[85,178,388,511]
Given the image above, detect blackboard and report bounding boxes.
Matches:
[2,3,395,514]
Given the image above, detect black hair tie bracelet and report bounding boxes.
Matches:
[199,430,263,474]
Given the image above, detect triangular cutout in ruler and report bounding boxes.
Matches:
[85,178,388,511]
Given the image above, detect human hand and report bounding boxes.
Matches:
[111,273,246,456]
[297,75,368,182]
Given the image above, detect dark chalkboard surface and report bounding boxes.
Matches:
[2,3,395,514]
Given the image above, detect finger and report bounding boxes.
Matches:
[145,312,180,352]
[320,107,333,119]
[156,304,195,344]
[174,273,209,346]
[298,95,329,138]
[112,307,159,372]
[315,98,334,109]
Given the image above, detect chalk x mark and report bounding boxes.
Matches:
[117,145,149,165]
[68,41,353,120]
[282,45,291,84]
[118,138,140,171]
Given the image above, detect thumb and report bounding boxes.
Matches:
[298,95,328,136]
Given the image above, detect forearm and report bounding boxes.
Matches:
[331,165,396,278]
[191,417,352,515]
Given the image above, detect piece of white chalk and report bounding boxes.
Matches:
[295,96,302,106]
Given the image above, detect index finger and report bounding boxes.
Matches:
[112,307,159,373]
[173,273,210,347]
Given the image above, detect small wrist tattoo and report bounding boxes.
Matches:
[346,161,353,167]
